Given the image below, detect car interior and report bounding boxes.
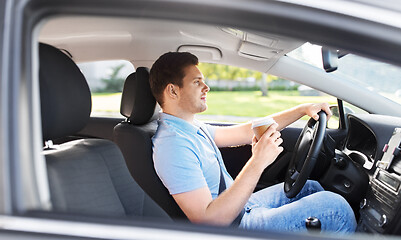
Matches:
[19,7,401,238]
[40,42,171,220]
[113,66,186,219]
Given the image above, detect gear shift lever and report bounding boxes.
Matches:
[305,216,321,232]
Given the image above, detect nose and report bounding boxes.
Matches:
[202,82,210,93]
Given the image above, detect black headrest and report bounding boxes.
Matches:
[39,43,91,140]
[120,67,159,125]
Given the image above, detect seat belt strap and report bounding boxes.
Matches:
[199,126,245,226]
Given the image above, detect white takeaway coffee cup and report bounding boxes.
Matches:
[251,117,276,141]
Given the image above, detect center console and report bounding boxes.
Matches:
[358,128,401,233]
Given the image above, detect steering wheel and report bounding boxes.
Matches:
[284,111,327,198]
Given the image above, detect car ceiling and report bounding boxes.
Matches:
[37,15,401,117]
[38,16,304,72]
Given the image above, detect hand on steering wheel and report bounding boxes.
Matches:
[284,111,327,198]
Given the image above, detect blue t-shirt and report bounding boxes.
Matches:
[152,113,233,199]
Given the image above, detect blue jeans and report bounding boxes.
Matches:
[239,180,356,233]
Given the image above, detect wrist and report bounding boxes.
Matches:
[247,156,269,174]
[296,103,309,116]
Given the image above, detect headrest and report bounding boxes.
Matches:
[39,43,91,140]
[120,67,159,125]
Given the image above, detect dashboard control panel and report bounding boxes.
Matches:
[358,128,401,233]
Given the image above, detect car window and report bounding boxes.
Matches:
[79,60,338,124]
[288,42,401,108]
[197,63,337,127]
[77,60,135,117]
[343,101,368,115]
[335,54,401,105]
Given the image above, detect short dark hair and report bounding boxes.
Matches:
[149,52,198,107]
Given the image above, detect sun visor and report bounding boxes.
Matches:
[238,41,281,61]
[177,45,222,61]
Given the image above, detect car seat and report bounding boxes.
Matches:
[39,42,171,220]
[113,67,187,220]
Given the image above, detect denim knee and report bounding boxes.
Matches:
[297,180,324,198]
[323,191,351,211]
[304,180,324,192]
[319,191,357,232]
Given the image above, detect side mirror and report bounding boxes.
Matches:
[328,105,340,129]
[328,105,355,129]
[330,105,340,118]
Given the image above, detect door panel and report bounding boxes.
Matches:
[0,230,90,240]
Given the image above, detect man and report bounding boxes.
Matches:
[149,52,356,233]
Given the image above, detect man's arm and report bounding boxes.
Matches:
[173,125,283,225]
[214,102,332,148]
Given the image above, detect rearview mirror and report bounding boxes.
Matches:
[322,47,338,73]
[321,47,348,73]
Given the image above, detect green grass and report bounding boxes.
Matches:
[201,91,337,117]
[91,91,337,120]
[92,92,122,113]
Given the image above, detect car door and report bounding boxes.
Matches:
[5,0,401,239]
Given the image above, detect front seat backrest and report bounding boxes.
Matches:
[113,67,186,220]
[39,43,170,220]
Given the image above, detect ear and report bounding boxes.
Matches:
[165,83,179,99]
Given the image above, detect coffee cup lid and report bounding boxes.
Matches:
[251,116,275,129]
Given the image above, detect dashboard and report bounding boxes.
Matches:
[342,114,401,234]
[344,117,378,170]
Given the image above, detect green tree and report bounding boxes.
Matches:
[198,62,280,95]
[101,64,125,92]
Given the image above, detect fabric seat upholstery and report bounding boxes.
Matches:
[113,68,186,220]
[39,43,170,220]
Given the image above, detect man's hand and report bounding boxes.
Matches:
[250,123,283,170]
[173,123,283,226]
[301,103,332,121]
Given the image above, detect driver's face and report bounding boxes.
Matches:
[177,65,210,114]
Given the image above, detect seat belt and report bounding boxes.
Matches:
[200,126,245,226]
[218,163,226,194]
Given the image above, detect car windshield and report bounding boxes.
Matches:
[288,43,401,105]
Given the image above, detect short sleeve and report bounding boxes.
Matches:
[202,123,217,140]
[153,138,208,195]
